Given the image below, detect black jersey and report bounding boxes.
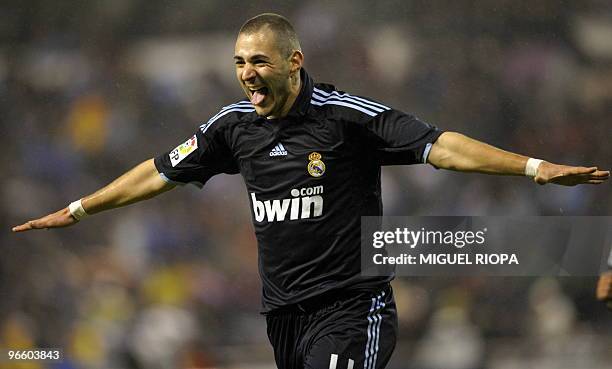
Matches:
[154,69,442,312]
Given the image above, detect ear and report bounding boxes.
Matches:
[289,50,304,74]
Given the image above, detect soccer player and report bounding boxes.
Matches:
[597,249,612,310]
[598,273,612,309]
[12,13,610,369]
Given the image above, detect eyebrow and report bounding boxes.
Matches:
[233,54,271,62]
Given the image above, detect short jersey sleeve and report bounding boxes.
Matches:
[364,108,443,166]
[154,123,239,188]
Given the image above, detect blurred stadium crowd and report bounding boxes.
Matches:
[1,1,611,368]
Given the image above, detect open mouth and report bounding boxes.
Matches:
[249,87,268,105]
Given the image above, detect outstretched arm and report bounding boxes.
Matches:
[427,132,610,185]
[12,159,174,232]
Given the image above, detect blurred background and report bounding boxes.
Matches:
[1,0,611,368]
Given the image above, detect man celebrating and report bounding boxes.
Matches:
[13,13,609,369]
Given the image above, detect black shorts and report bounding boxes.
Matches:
[266,284,398,369]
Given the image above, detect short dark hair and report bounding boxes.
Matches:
[239,13,301,58]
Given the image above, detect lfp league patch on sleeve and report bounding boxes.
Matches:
[169,135,198,167]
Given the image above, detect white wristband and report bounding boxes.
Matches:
[68,199,89,220]
[525,158,543,178]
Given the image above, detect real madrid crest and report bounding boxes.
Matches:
[307,152,326,178]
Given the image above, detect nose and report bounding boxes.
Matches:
[241,63,256,82]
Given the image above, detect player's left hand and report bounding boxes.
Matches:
[596,271,612,310]
[534,162,610,186]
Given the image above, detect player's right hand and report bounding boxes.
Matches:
[12,207,78,232]
[597,271,612,310]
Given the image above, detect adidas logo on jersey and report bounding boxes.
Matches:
[269,143,288,156]
[251,186,324,222]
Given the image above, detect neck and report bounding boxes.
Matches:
[274,72,302,119]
